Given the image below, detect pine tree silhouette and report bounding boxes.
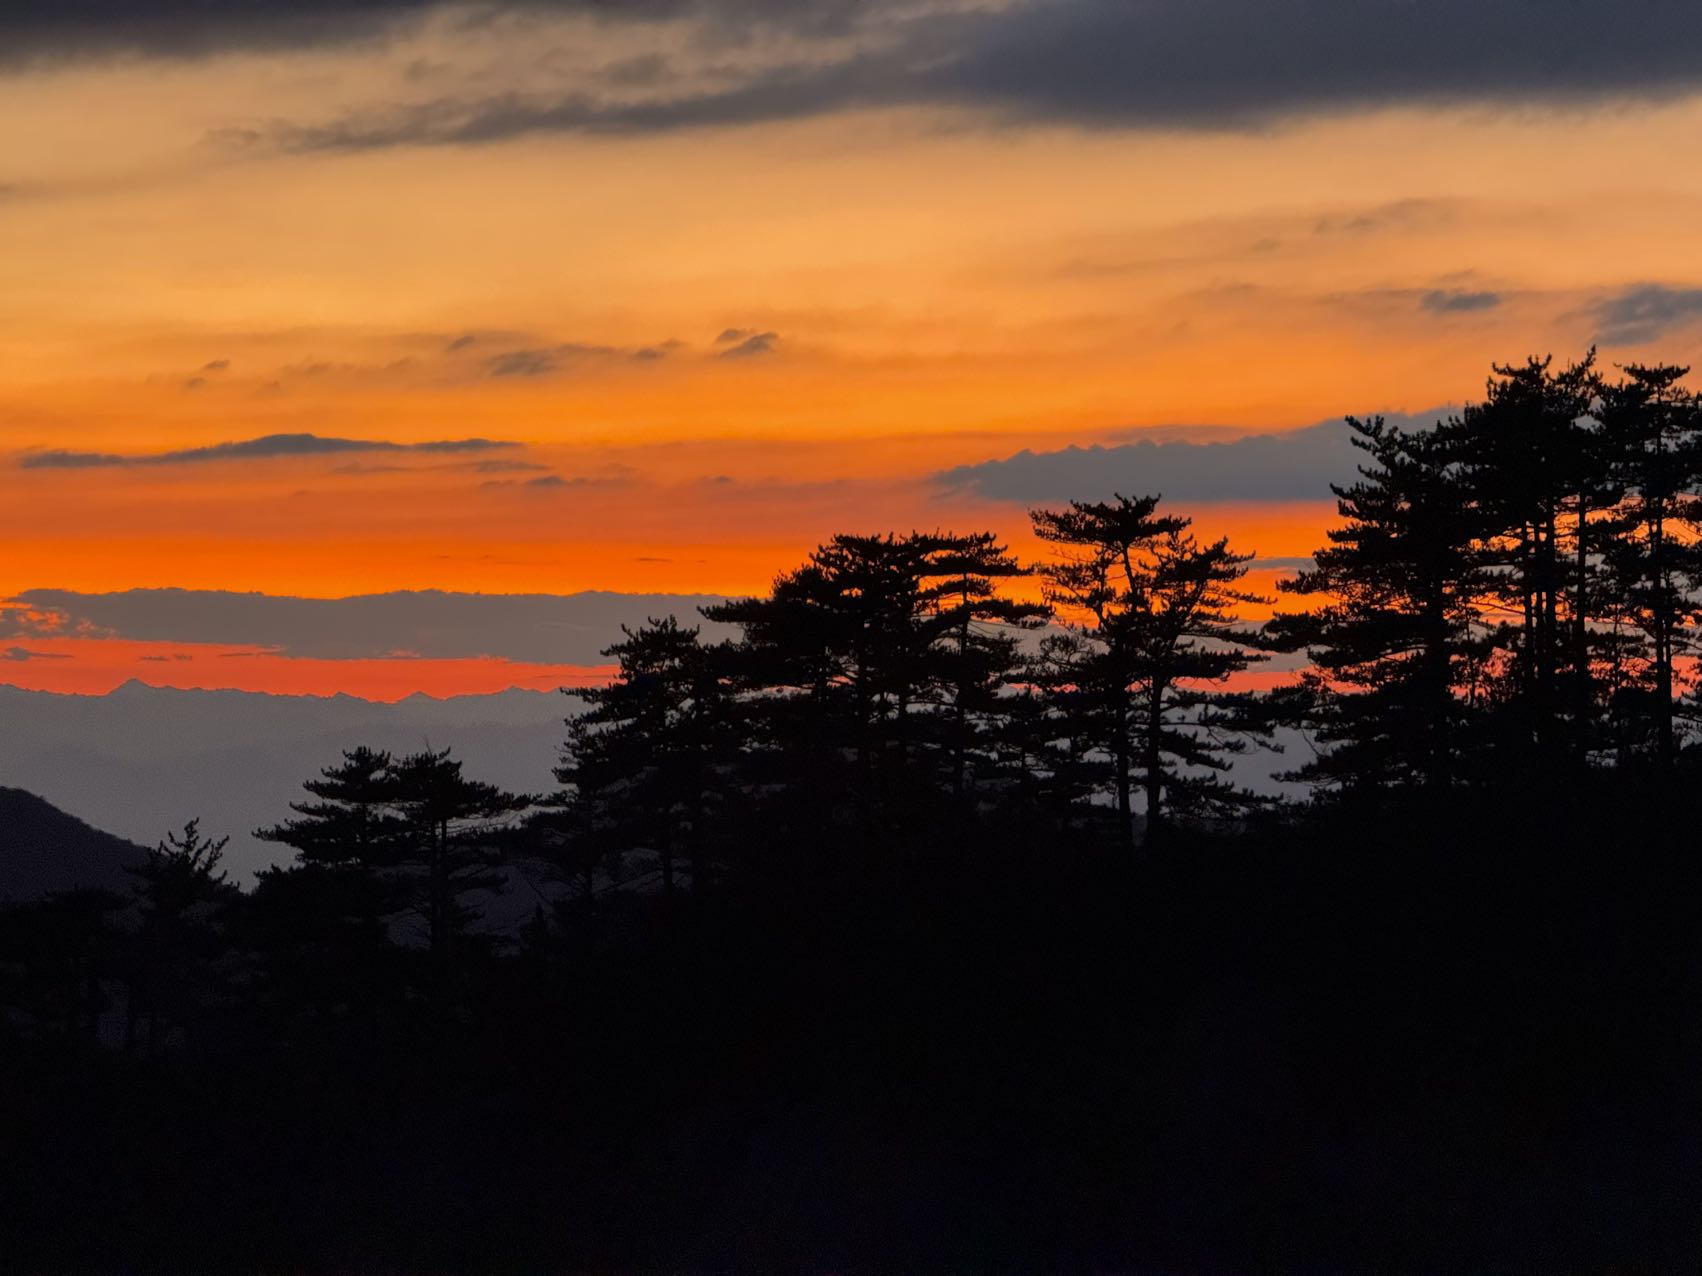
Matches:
[1272,416,1489,792]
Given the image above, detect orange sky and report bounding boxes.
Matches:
[0,635,613,700]
[6,9,1702,695]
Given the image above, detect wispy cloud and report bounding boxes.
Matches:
[1,645,71,662]
[0,1,899,68]
[466,459,551,474]
[1593,284,1702,345]
[935,412,1448,505]
[1420,289,1501,314]
[485,341,678,377]
[20,432,519,470]
[716,331,779,359]
[478,472,632,492]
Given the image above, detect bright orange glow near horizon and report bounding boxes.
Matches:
[8,11,1702,695]
[0,635,615,700]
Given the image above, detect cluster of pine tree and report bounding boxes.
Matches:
[556,351,1702,878]
[3,351,1700,1272]
[557,512,1267,879]
[1274,353,1702,790]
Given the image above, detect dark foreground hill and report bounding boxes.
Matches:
[0,787,145,900]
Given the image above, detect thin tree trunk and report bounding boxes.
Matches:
[1574,489,1592,757]
[1143,681,1165,847]
[1653,506,1675,770]
[1425,590,1450,792]
[1113,690,1132,845]
[953,609,971,798]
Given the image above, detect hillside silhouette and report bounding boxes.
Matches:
[0,787,145,900]
[3,352,1700,1272]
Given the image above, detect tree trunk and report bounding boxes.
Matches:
[1573,489,1592,759]
[1113,690,1133,845]
[1653,510,1675,771]
[953,608,971,798]
[1424,591,1451,792]
[1142,682,1165,847]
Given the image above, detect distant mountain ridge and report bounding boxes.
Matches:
[0,681,572,880]
[0,786,147,901]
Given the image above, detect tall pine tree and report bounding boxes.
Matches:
[1032,495,1268,842]
[1273,416,1489,793]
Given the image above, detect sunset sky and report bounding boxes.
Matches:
[7,0,1702,696]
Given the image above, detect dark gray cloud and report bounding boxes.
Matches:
[477,471,630,490]
[1,588,735,664]
[0,0,890,67]
[935,412,1447,505]
[716,331,778,358]
[20,432,517,469]
[1,645,70,662]
[183,0,1702,154]
[1420,288,1500,314]
[487,347,594,377]
[0,0,429,65]
[1593,284,1702,345]
[0,1,620,66]
[485,341,672,377]
[1312,198,1459,238]
[13,1,1701,152]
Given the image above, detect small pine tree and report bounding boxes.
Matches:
[925,531,1050,796]
[387,748,532,964]
[125,818,235,1055]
